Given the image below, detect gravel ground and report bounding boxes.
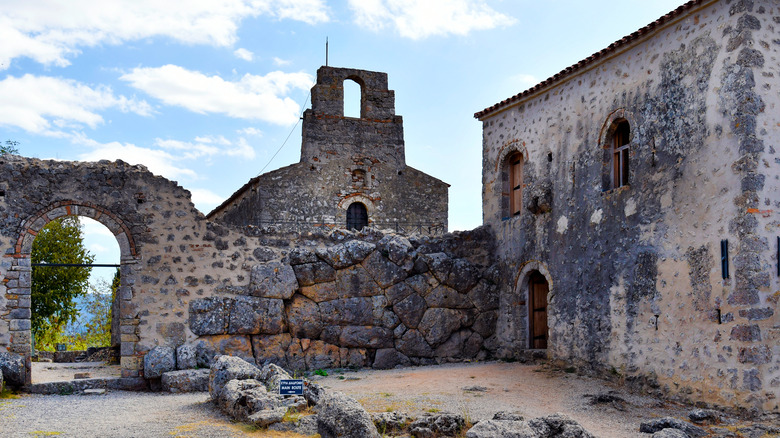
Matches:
[2,361,774,437]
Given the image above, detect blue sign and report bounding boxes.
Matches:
[279,379,304,395]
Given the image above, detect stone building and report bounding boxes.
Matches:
[208,66,449,235]
[475,0,779,410]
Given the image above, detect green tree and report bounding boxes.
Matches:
[31,216,94,344]
[1,140,19,155]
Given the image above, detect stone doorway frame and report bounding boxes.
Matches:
[514,261,553,350]
[5,200,140,384]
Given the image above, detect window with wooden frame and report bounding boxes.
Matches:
[501,152,524,219]
[612,120,630,188]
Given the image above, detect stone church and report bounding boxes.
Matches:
[476,0,779,411]
[208,66,449,235]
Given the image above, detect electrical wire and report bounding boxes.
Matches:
[257,89,312,176]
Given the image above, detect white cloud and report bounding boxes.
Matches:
[75,135,197,181]
[0,74,151,135]
[238,127,263,136]
[273,57,292,66]
[189,188,227,210]
[348,0,515,39]
[155,135,256,160]
[234,48,254,61]
[0,0,329,69]
[511,73,539,89]
[120,65,313,125]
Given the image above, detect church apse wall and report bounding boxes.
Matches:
[476,0,779,411]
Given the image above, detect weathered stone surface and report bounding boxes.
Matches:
[730,324,761,342]
[362,250,408,288]
[269,414,319,435]
[405,272,438,296]
[424,253,453,284]
[288,247,318,265]
[208,355,261,399]
[467,280,499,312]
[376,234,414,268]
[435,329,473,358]
[176,344,197,370]
[393,293,427,329]
[468,413,593,438]
[286,339,307,372]
[472,310,498,338]
[260,362,293,392]
[162,368,209,392]
[293,261,336,286]
[198,335,255,364]
[339,326,394,349]
[425,284,472,309]
[249,407,289,427]
[143,346,176,379]
[372,412,414,435]
[300,281,339,303]
[340,348,368,368]
[0,351,25,387]
[304,340,341,370]
[252,333,292,368]
[466,419,537,437]
[317,391,380,438]
[249,261,298,299]
[286,294,323,339]
[639,417,707,437]
[385,280,415,305]
[444,258,480,292]
[410,412,465,437]
[418,308,463,347]
[189,297,228,335]
[334,265,382,298]
[320,297,374,326]
[228,296,285,334]
[396,329,434,358]
[193,339,219,368]
[738,344,772,364]
[317,241,375,269]
[687,408,721,425]
[651,429,688,438]
[373,348,410,369]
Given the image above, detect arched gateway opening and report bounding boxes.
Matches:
[7,201,137,385]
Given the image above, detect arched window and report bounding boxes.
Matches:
[501,152,524,219]
[612,120,630,188]
[343,78,362,118]
[346,202,368,231]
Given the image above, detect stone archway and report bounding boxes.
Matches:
[6,200,138,384]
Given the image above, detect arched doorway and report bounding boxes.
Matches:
[528,271,549,349]
[346,202,368,231]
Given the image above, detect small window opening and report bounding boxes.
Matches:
[612,120,630,188]
[343,79,361,118]
[501,152,524,219]
[352,169,366,187]
[346,202,368,231]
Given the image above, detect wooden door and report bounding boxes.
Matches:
[529,272,548,349]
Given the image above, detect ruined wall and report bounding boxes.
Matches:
[478,0,779,411]
[209,66,449,233]
[0,155,491,384]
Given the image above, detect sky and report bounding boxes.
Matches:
[0,0,689,277]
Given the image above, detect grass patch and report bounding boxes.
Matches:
[29,432,62,436]
[0,387,21,399]
[426,408,441,413]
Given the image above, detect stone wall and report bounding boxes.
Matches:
[0,154,492,383]
[209,66,449,233]
[477,0,779,411]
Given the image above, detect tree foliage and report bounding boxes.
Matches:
[1,140,19,155]
[31,216,94,341]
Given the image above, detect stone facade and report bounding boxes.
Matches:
[208,66,449,235]
[0,154,489,385]
[475,0,779,411]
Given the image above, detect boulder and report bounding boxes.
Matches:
[376,234,414,266]
[288,247,318,265]
[425,284,472,309]
[208,355,261,399]
[396,329,434,358]
[362,250,408,288]
[197,335,254,364]
[652,429,689,438]
[335,265,382,298]
[317,391,380,438]
[286,294,323,339]
[269,414,319,435]
[339,326,394,349]
[373,348,410,369]
[410,412,465,437]
[466,420,537,437]
[472,311,498,338]
[304,340,342,370]
[444,258,479,293]
[527,413,595,437]
[639,417,707,437]
[423,253,453,284]
[385,280,415,306]
[249,407,289,427]
[418,308,463,347]
[293,260,336,286]
[260,363,293,392]
[317,241,375,269]
[467,280,500,312]
[189,297,228,335]
[320,297,374,326]
[372,412,414,435]
[176,344,197,370]
[467,413,594,438]
[252,333,292,368]
[228,296,285,334]
[193,339,219,368]
[162,369,209,392]
[687,408,722,425]
[300,281,340,303]
[393,293,427,329]
[249,261,298,299]
[0,351,26,388]
[143,346,176,379]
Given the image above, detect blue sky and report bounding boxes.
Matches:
[1,0,688,276]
